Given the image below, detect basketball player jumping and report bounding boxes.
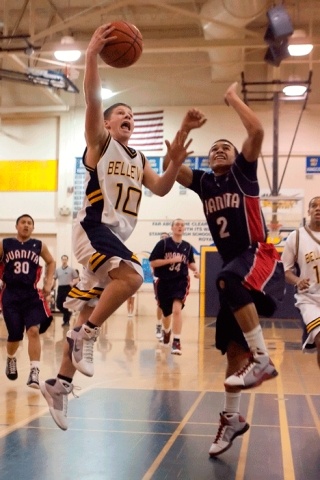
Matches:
[164,82,285,456]
[40,23,194,430]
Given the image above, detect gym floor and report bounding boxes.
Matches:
[0,312,319,480]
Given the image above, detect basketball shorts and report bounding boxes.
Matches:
[222,242,285,303]
[156,276,189,317]
[215,243,285,354]
[2,286,52,341]
[297,302,320,353]
[65,222,143,311]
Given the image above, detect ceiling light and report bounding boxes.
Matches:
[288,43,313,56]
[282,85,307,96]
[288,29,313,56]
[54,36,81,62]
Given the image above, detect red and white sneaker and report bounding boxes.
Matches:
[162,330,171,346]
[224,351,278,389]
[171,340,182,355]
[209,412,250,457]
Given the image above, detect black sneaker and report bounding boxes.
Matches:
[6,357,18,380]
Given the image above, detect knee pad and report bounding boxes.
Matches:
[216,271,253,311]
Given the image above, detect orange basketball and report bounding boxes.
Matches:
[100,21,143,68]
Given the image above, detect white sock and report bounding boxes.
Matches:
[7,354,16,359]
[173,334,181,340]
[223,392,241,414]
[30,361,40,370]
[243,325,268,355]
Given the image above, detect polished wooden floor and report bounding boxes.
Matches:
[0,311,319,480]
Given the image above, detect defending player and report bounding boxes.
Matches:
[164,82,285,456]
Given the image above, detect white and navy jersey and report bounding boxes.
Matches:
[282,227,320,306]
[2,238,42,288]
[149,237,195,280]
[78,134,146,242]
[189,153,267,263]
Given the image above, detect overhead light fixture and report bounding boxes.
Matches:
[288,44,313,56]
[282,74,309,97]
[54,36,81,62]
[288,30,313,56]
[282,85,307,96]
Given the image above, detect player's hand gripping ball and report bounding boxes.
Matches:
[99,21,143,68]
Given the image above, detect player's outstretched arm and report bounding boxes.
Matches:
[84,24,116,166]
[180,108,207,135]
[224,82,263,162]
[162,108,206,187]
[143,130,193,196]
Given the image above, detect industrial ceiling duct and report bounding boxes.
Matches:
[201,0,267,80]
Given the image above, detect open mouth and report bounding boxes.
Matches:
[121,121,131,131]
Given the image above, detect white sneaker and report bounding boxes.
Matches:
[155,324,163,340]
[209,412,250,457]
[67,324,100,377]
[224,352,278,389]
[40,378,74,430]
[27,367,40,389]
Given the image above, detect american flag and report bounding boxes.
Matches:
[129,110,164,151]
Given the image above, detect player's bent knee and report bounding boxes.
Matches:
[217,271,252,311]
[314,331,320,348]
[126,271,143,292]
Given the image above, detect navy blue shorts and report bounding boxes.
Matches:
[2,286,52,341]
[155,276,189,317]
[215,243,285,355]
[215,289,277,355]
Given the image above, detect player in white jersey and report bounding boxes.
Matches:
[40,23,194,430]
[65,133,148,312]
[282,196,320,366]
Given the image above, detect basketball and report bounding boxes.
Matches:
[100,21,143,68]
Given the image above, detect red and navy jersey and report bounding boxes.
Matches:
[2,238,42,288]
[189,153,267,263]
[149,237,195,280]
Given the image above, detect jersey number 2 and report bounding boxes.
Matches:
[217,216,230,238]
